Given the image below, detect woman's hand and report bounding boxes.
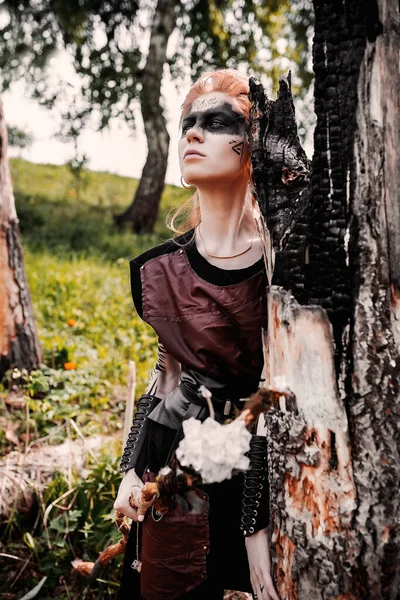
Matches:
[113,469,149,522]
[245,527,280,600]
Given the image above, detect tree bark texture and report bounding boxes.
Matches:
[249,0,400,597]
[264,290,356,599]
[114,0,179,233]
[0,98,42,379]
[348,0,400,593]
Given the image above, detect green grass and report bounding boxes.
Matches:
[11,157,189,260]
[25,250,155,384]
[0,158,191,599]
[1,158,191,452]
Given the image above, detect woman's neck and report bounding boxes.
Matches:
[197,180,255,248]
[195,179,263,268]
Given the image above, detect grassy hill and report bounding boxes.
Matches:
[7,158,190,395]
[11,157,188,260]
[0,159,190,599]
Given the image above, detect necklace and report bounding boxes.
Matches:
[197,223,257,259]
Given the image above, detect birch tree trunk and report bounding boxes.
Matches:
[0,98,42,379]
[250,0,400,597]
[114,0,178,233]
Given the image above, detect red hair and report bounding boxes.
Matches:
[168,69,254,235]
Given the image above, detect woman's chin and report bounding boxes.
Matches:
[183,169,228,185]
[181,172,203,187]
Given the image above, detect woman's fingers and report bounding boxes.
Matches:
[136,505,149,522]
[113,499,139,521]
[251,575,280,600]
[263,579,280,600]
[114,469,145,522]
[263,580,279,600]
[129,488,156,522]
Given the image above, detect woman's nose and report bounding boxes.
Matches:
[185,126,204,143]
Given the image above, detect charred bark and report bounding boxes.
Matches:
[348,0,400,593]
[248,74,311,304]
[0,97,42,380]
[309,0,368,372]
[114,0,178,233]
[249,0,400,597]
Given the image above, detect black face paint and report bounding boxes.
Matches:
[181,102,246,138]
[231,141,244,158]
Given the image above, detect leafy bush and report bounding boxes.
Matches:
[23,250,157,386]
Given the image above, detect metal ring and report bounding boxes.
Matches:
[180,175,196,190]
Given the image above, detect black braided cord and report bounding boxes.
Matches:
[120,394,161,473]
[240,434,270,536]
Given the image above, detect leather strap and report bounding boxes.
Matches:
[180,379,242,419]
[240,434,270,536]
[120,394,162,475]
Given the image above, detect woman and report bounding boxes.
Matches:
[114,69,279,600]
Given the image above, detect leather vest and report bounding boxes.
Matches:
[140,246,267,397]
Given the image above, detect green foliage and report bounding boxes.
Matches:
[7,125,34,149]
[1,159,187,451]
[10,158,188,250]
[0,158,191,597]
[1,364,119,453]
[173,0,314,97]
[0,0,313,132]
[0,0,142,127]
[66,153,90,203]
[1,450,125,599]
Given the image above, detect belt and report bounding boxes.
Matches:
[180,380,245,418]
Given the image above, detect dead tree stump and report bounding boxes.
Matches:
[248,0,400,596]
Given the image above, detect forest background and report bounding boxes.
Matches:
[0,0,314,598]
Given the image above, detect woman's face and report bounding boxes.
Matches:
[178,91,249,186]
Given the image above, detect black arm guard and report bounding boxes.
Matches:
[240,434,270,537]
[120,394,162,475]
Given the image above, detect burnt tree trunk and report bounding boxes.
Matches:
[249,0,400,597]
[348,0,400,592]
[114,0,178,233]
[0,98,42,380]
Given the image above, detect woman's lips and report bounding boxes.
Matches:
[184,150,205,159]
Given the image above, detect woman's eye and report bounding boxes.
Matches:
[182,123,194,133]
[209,120,224,128]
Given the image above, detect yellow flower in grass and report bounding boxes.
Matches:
[67,318,77,327]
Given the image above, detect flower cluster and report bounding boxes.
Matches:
[175,416,252,484]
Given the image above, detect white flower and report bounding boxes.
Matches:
[175,417,252,484]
